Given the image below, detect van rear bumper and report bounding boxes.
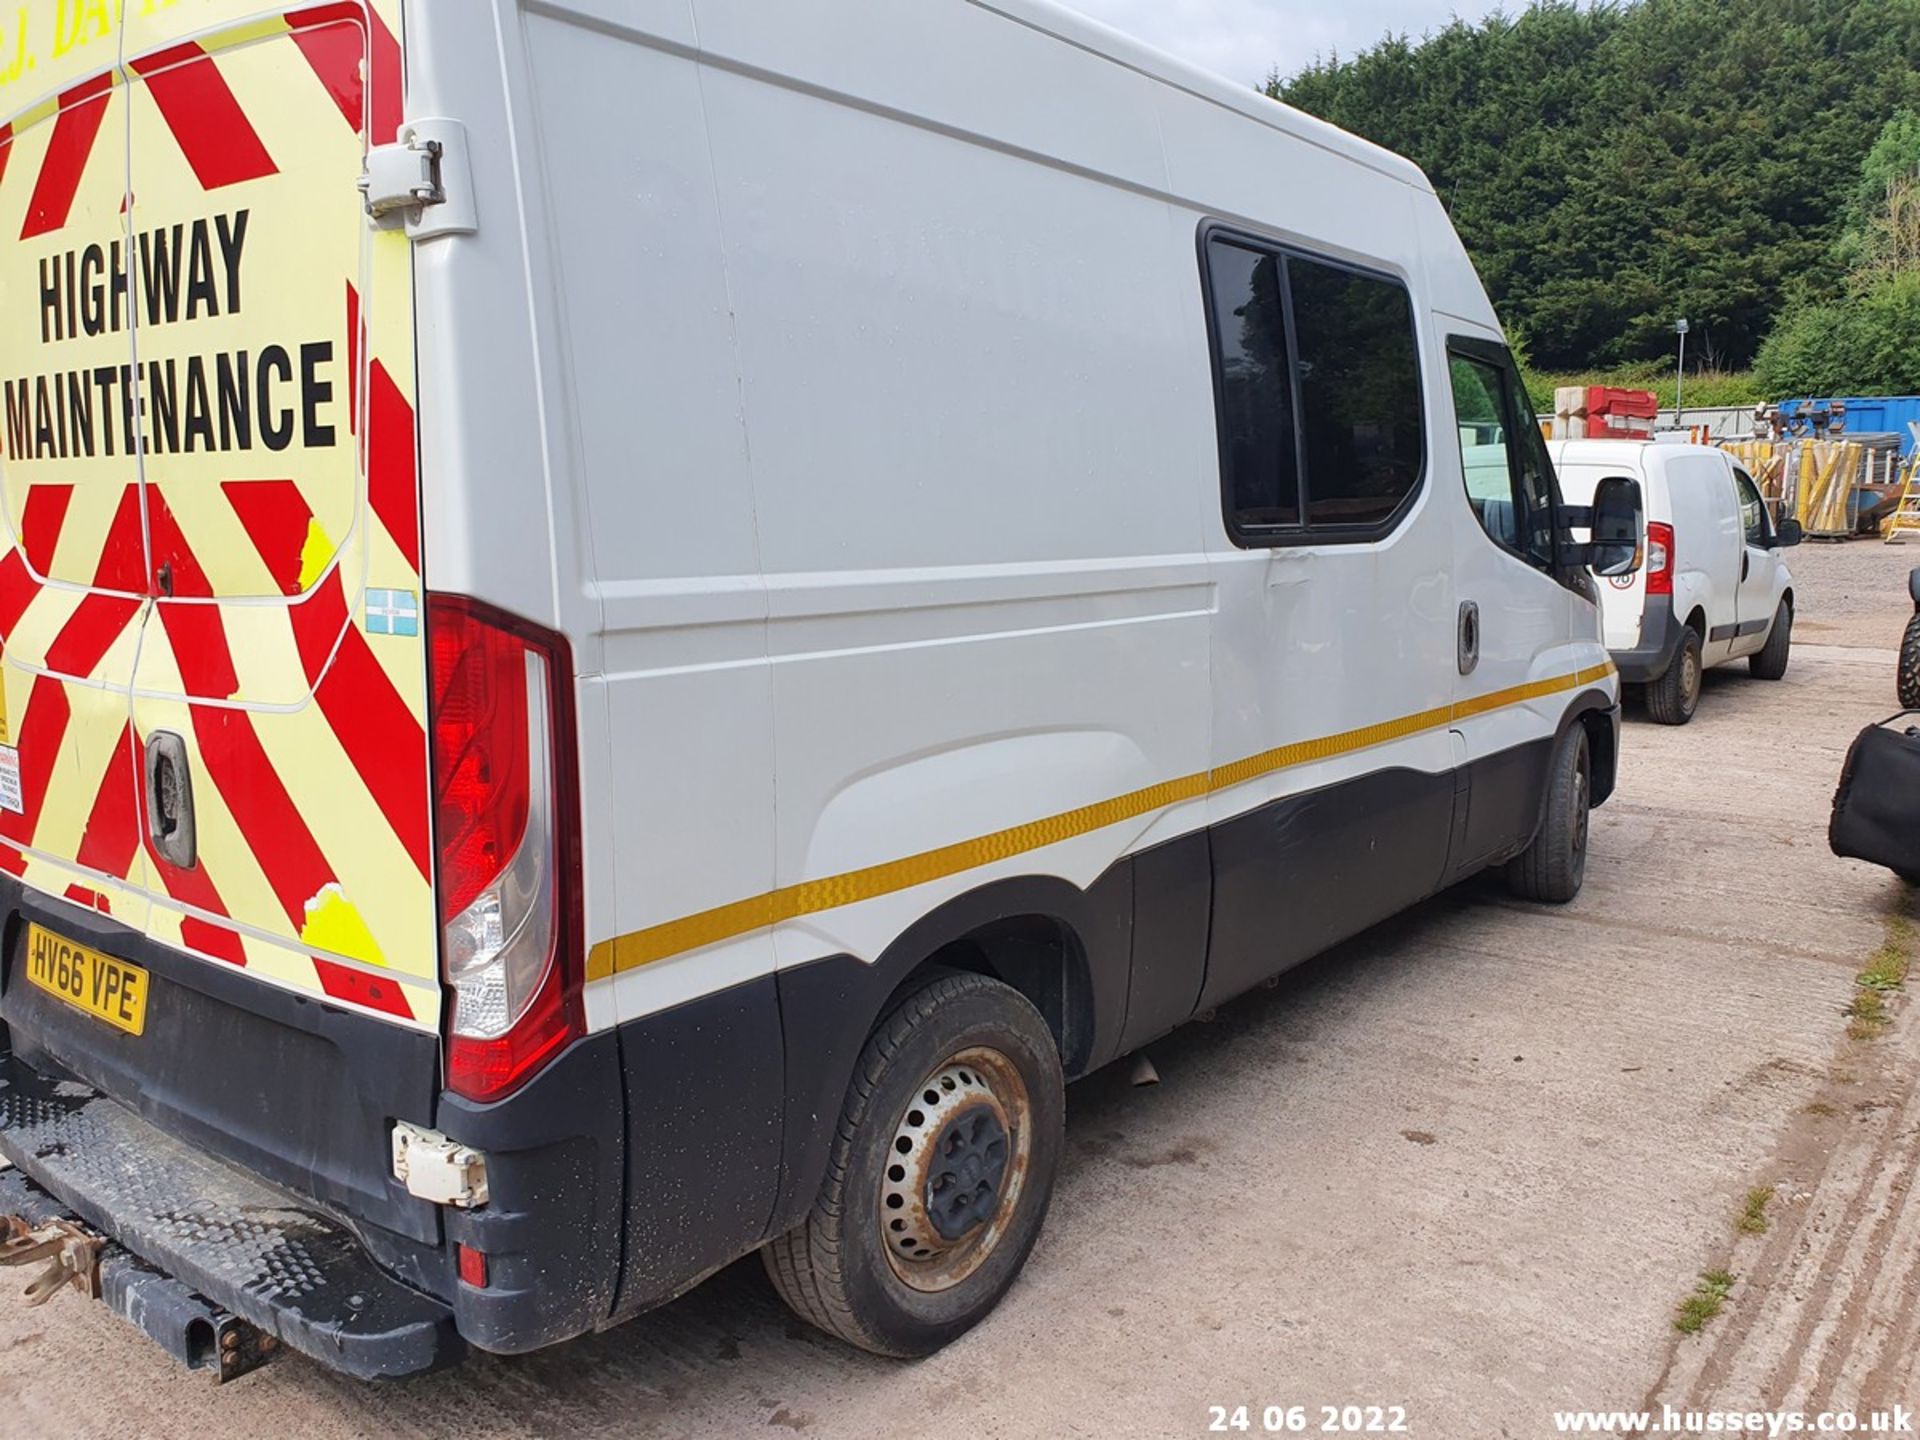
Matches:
[1610,595,1684,685]
[0,1052,462,1378]
[0,878,632,1375]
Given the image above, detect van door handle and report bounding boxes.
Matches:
[1742,553,1750,581]
[144,731,197,870]
[1458,601,1480,677]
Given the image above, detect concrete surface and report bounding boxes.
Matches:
[2,541,1917,1439]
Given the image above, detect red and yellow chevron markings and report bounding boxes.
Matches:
[21,72,110,240]
[129,43,276,193]
[0,2,428,1028]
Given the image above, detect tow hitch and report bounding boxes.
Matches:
[0,1209,280,1382]
[1,1214,103,1305]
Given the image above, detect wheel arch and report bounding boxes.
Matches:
[1557,688,1617,807]
[768,867,1131,1237]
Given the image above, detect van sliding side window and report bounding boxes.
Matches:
[1200,226,1425,547]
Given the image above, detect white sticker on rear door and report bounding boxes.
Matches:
[0,746,22,814]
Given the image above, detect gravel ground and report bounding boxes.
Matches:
[1,554,1916,1439]
[1785,537,1917,652]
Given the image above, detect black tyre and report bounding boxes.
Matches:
[1505,723,1591,904]
[1646,626,1703,725]
[1748,600,1792,681]
[762,969,1065,1357]
[1901,614,1920,710]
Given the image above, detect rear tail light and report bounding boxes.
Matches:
[428,594,583,1104]
[1645,521,1674,596]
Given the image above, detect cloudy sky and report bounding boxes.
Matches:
[1058,0,1512,87]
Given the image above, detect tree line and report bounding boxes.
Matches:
[1273,0,1920,390]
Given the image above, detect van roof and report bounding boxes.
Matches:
[991,0,1436,192]
[1549,439,1659,469]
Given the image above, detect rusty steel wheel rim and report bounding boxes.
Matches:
[879,1045,1032,1294]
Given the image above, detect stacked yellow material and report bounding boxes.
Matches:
[1792,442,1864,536]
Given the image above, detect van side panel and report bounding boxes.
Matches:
[498,4,787,1312]
[691,14,1216,986]
[1660,452,1742,662]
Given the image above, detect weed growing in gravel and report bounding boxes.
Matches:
[1737,1186,1775,1235]
[1675,1271,1735,1335]
[1848,913,1914,1040]
[1858,942,1910,993]
[1848,989,1890,1040]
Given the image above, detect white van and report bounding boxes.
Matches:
[0,0,1639,1377]
[1552,441,1800,724]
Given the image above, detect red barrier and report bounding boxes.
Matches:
[1585,386,1658,440]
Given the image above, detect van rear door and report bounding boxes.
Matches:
[1553,457,1647,654]
[0,31,152,928]
[1,3,433,1029]
[117,3,436,1029]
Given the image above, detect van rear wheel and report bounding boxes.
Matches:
[1749,600,1792,681]
[1646,627,1703,725]
[1505,723,1590,904]
[762,969,1064,1357]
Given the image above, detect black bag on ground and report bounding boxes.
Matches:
[1829,712,1920,881]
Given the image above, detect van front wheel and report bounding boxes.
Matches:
[763,969,1065,1357]
[1505,723,1590,904]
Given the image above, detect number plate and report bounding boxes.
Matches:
[23,925,148,1037]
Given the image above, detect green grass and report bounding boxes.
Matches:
[1675,1270,1736,1334]
[1737,1186,1775,1235]
[1850,913,1915,1040]
[1522,366,1766,415]
[1857,943,1910,993]
[1848,988,1891,1040]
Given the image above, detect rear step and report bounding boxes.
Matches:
[0,1060,460,1379]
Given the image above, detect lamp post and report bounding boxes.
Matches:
[1674,317,1690,427]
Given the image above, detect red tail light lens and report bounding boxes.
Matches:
[428,594,583,1104]
[1645,521,1674,596]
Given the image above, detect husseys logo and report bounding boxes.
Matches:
[5,208,340,463]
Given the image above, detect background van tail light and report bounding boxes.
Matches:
[1645,521,1675,596]
[428,594,583,1103]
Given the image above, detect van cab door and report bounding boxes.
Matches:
[1729,463,1781,656]
[1442,336,1593,873]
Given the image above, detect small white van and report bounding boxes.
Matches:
[1552,441,1801,724]
[0,0,1639,1377]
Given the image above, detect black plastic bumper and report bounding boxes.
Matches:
[0,875,633,1376]
[0,1055,461,1378]
[1610,594,1685,685]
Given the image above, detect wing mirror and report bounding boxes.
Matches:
[1771,517,1804,549]
[1565,476,1644,577]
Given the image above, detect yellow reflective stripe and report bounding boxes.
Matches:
[585,662,1616,980]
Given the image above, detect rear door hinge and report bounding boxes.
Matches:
[358,118,477,241]
[391,1123,489,1208]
